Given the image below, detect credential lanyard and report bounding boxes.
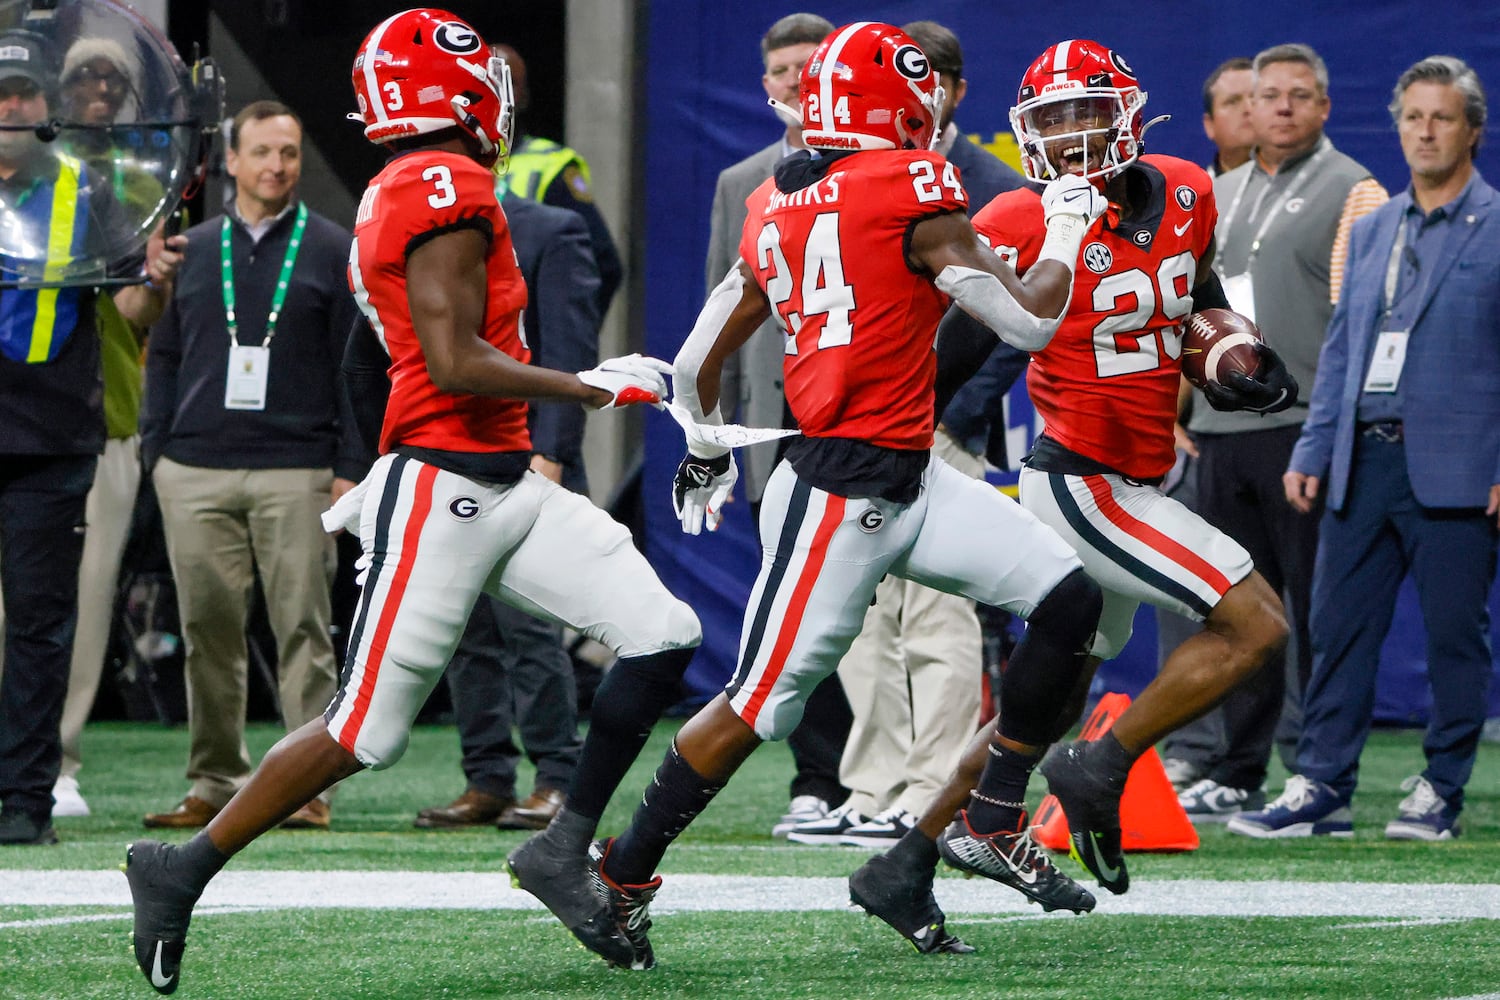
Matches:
[1382,221,1409,314]
[1218,140,1331,266]
[221,202,308,348]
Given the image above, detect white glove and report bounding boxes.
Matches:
[1040,173,1108,226]
[577,353,672,409]
[1037,174,1108,269]
[672,451,738,535]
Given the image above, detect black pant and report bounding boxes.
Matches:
[0,454,95,819]
[447,595,583,799]
[1185,425,1319,789]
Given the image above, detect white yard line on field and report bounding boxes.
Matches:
[3,872,1500,926]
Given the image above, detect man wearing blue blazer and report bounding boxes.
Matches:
[1231,56,1499,842]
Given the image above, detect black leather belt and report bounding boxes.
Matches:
[1358,420,1404,442]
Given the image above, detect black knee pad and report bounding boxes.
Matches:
[997,569,1102,746]
[587,646,694,739]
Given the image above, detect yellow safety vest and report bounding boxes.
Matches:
[0,152,87,364]
[504,137,591,205]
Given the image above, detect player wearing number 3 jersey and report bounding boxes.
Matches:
[534,23,1110,969]
[121,11,702,993]
[854,42,1296,933]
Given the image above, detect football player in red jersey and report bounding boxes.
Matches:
[120,11,701,993]
[530,22,1112,968]
[854,40,1300,947]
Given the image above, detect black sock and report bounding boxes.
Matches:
[177,832,230,891]
[967,742,1042,834]
[565,647,693,821]
[537,805,595,853]
[887,828,939,873]
[1091,731,1136,784]
[604,743,724,886]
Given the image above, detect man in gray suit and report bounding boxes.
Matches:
[703,12,846,836]
[1231,56,1499,843]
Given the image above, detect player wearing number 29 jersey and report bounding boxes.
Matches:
[973,154,1216,482]
[350,150,530,458]
[867,41,1295,917]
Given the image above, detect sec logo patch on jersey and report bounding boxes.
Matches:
[1083,242,1113,273]
[1175,185,1196,211]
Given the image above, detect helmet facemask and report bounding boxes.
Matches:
[1011,87,1147,184]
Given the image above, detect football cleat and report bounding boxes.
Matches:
[848,852,974,955]
[508,830,636,968]
[937,810,1096,914]
[122,841,204,995]
[1039,741,1130,895]
[589,839,660,970]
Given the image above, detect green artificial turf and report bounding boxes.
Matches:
[2,720,1498,999]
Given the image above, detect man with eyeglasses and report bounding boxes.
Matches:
[29,37,169,821]
[1164,43,1387,827]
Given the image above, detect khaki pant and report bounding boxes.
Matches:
[836,430,985,817]
[153,458,339,807]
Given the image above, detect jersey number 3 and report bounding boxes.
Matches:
[422,165,457,209]
[756,213,854,355]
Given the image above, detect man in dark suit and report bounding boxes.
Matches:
[340,187,603,832]
[1231,56,1499,842]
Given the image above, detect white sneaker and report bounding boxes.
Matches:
[1177,778,1264,823]
[52,774,90,818]
[771,794,829,837]
[840,807,918,848]
[786,802,865,845]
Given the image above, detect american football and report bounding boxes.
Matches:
[1180,308,1264,389]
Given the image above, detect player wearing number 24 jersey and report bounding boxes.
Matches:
[550,23,1112,969]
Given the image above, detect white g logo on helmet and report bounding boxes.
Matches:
[433,21,482,55]
[893,44,929,81]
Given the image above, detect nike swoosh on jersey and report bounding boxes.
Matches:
[1173,220,1192,236]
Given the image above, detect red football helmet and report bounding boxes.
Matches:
[795,22,944,152]
[349,9,514,165]
[1009,39,1152,184]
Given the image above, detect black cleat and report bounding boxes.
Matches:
[937,810,1095,913]
[508,828,636,968]
[122,841,204,995]
[1040,741,1129,895]
[848,852,974,955]
[590,839,660,970]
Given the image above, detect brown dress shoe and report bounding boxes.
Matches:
[281,798,331,830]
[143,796,221,830]
[413,789,513,829]
[496,788,566,831]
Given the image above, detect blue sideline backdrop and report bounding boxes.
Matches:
[640,0,1500,719]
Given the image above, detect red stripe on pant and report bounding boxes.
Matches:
[1082,474,1233,595]
[336,463,439,753]
[741,494,846,728]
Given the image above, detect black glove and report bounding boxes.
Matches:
[672,451,736,535]
[1202,343,1299,414]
